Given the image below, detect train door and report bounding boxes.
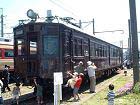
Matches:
[14,38,28,79]
[27,33,39,77]
[27,60,38,76]
[14,33,39,82]
[63,29,73,73]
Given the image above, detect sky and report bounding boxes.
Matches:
[0,0,140,48]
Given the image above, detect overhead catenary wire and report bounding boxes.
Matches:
[49,0,80,19]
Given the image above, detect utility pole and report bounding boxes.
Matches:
[0,8,3,37]
[93,18,95,35]
[128,19,132,62]
[120,40,124,63]
[129,0,139,84]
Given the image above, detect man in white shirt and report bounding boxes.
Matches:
[86,61,97,93]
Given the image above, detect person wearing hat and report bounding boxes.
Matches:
[72,72,83,101]
[86,61,97,93]
[65,72,78,89]
[2,65,11,93]
[74,61,84,74]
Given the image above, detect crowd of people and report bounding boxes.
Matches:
[65,61,116,105]
[0,61,117,105]
[0,65,22,105]
[64,60,97,102]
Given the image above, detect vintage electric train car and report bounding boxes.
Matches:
[13,22,123,87]
[0,37,14,73]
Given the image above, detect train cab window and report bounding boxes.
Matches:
[5,49,14,57]
[30,41,37,55]
[17,39,25,55]
[29,36,37,55]
[44,36,59,56]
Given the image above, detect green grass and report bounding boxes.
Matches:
[82,76,140,105]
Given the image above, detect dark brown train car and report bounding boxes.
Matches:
[13,22,123,87]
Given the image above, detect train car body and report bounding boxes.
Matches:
[0,37,14,73]
[13,22,123,86]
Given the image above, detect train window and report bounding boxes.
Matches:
[104,46,107,57]
[114,49,116,57]
[102,45,104,57]
[64,35,70,56]
[83,41,89,56]
[95,44,100,57]
[117,49,119,57]
[90,42,95,56]
[94,43,98,57]
[28,35,37,55]
[5,49,14,57]
[30,41,37,54]
[113,48,116,57]
[99,45,102,57]
[110,48,113,57]
[77,39,82,56]
[110,47,116,57]
[44,36,59,56]
[17,39,25,55]
[73,39,77,56]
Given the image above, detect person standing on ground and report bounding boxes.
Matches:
[11,83,21,105]
[73,73,83,101]
[107,84,115,105]
[74,61,84,74]
[36,79,43,105]
[0,79,3,105]
[2,65,11,93]
[86,61,97,93]
[32,77,37,96]
[64,72,79,98]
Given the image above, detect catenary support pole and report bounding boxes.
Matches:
[129,0,139,84]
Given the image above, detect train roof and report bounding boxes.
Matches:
[0,37,13,45]
[15,22,121,49]
[57,23,121,48]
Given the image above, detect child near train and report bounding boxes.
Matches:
[107,84,115,105]
[36,79,43,105]
[65,72,78,89]
[11,83,21,105]
[65,72,83,101]
[72,73,83,101]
